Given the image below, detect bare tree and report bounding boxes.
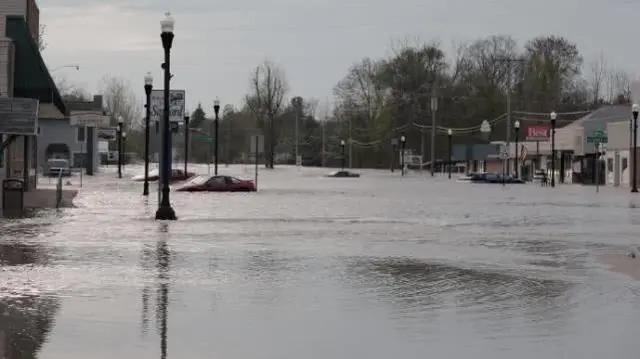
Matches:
[589,53,606,105]
[99,75,143,130]
[54,77,91,102]
[38,24,47,52]
[245,60,288,168]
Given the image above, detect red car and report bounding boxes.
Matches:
[175,175,256,192]
[132,169,195,183]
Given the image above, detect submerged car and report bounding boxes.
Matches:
[326,170,360,178]
[175,175,256,192]
[45,158,71,177]
[470,173,525,184]
[132,168,195,182]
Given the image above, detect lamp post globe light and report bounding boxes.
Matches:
[117,116,124,179]
[143,72,153,196]
[400,135,406,176]
[156,12,177,221]
[340,140,346,171]
[213,98,221,176]
[632,104,639,193]
[447,129,453,179]
[480,120,492,172]
[514,120,520,179]
[550,111,557,188]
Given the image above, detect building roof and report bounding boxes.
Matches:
[6,15,66,115]
[581,105,631,124]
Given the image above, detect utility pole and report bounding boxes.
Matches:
[321,116,326,167]
[430,94,438,177]
[349,117,353,169]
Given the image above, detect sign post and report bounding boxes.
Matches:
[587,130,608,193]
[251,135,264,191]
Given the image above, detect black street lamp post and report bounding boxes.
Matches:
[514,120,520,179]
[117,116,123,179]
[400,135,406,176]
[122,132,127,173]
[341,140,346,171]
[213,98,220,176]
[143,72,153,196]
[550,111,557,188]
[447,129,453,179]
[184,115,189,178]
[156,12,177,221]
[633,104,639,193]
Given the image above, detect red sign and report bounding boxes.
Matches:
[526,124,550,141]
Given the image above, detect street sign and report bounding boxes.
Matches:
[0,97,39,135]
[98,128,117,141]
[70,112,110,127]
[250,135,264,154]
[526,124,550,141]
[587,129,608,144]
[151,90,185,123]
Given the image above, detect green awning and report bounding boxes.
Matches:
[5,15,66,115]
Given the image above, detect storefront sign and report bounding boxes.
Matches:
[70,111,110,127]
[151,90,185,123]
[526,124,550,141]
[98,128,117,141]
[0,97,39,135]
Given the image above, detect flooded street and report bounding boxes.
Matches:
[2,165,640,358]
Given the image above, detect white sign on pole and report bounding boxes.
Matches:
[250,135,264,154]
[70,112,110,127]
[0,97,39,135]
[151,90,185,123]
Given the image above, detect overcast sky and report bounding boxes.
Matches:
[40,0,639,113]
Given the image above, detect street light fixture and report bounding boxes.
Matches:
[213,98,221,176]
[143,72,153,196]
[550,111,557,188]
[156,12,177,221]
[340,140,346,171]
[632,104,639,193]
[400,135,406,176]
[514,120,521,179]
[117,116,124,179]
[447,129,453,179]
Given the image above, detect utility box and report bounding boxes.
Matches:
[3,179,25,217]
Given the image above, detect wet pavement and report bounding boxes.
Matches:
[1,164,640,358]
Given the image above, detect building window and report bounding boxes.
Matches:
[623,158,629,172]
[77,127,86,143]
[607,158,614,173]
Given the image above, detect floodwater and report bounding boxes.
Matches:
[1,164,640,358]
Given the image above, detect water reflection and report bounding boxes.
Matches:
[346,257,572,327]
[139,224,172,358]
[0,241,58,359]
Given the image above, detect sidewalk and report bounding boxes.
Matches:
[24,188,77,209]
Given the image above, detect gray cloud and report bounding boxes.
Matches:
[40,0,640,112]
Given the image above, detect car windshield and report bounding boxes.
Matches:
[188,176,208,185]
